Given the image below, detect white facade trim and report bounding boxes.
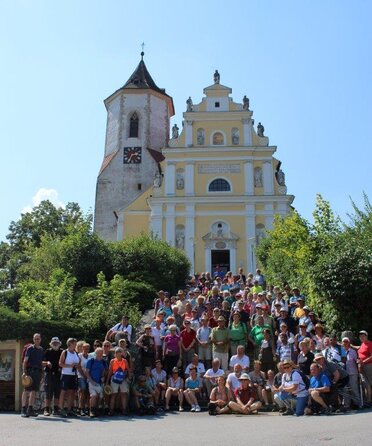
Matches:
[162,146,277,154]
[263,160,274,195]
[242,118,252,146]
[165,204,175,245]
[165,162,176,195]
[185,163,194,195]
[185,120,193,146]
[161,156,275,163]
[244,161,254,195]
[185,204,195,272]
[149,195,294,205]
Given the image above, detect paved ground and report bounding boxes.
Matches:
[0,410,371,446]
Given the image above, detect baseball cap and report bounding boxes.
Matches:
[359,330,368,336]
[50,337,61,344]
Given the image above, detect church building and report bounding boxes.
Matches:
[94,53,294,274]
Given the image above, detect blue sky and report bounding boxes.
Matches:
[1,0,371,241]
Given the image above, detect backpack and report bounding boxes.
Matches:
[291,369,310,390]
[21,343,32,364]
[112,367,127,384]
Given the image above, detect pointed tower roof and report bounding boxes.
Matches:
[105,52,174,115]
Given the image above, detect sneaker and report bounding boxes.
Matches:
[60,409,68,418]
[278,408,286,413]
[195,405,201,412]
[89,410,95,418]
[43,407,50,416]
[21,407,29,418]
[27,407,38,417]
[179,406,184,412]
[190,405,196,412]
[79,409,86,417]
[281,409,293,416]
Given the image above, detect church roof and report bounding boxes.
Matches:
[122,56,167,95]
[146,147,165,163]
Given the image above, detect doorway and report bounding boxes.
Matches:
[211,250,230,276]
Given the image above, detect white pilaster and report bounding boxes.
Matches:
[242,118,252,146]
[150,204,163,238]
[244,161,254,195]
[245,204,256,273]
[185,120,193,147]
[185,204,195,272]
[263,161,274,195]
[165,204,175,245]
[205,248,211,274]
[230,247,237,273]
[165,162,176,196]
[116,213,124,241]
[265,203,274,230]
[185,162,194,195]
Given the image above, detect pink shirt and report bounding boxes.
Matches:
[164,335,180,354]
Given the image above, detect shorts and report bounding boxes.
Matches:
[198,346,212,361]
[88,382,103,397]
[111,378,129,394]
[362,363,372,386]
[25,368,42,392]
[61,374,78,391]
[78,377,88,391]
[44,372,61,399]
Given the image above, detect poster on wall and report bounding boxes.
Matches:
[0,351,15,381]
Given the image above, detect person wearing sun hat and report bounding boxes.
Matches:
[43,336,63,416]
[227,373,262,415]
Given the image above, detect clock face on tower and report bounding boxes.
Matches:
[123,147,142,164]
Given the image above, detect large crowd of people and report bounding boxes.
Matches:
[20,268,372,418]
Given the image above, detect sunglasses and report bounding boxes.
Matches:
[283,365,291,369]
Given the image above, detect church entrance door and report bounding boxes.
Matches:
[211,250,230,276]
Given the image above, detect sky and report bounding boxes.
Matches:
[1,0,372,241]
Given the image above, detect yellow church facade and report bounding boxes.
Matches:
[115,71,294,274]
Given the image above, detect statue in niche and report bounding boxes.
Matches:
[232,128,239,145]
[175,226,185,249]
[254,167,263,188]
[257,122,265,137]
[216,224,224,238]
[277,168,286,186]
[186,97,193,112]
[172,124,179,139]
[242,95,250,110]
[214,70,220,84]
[197,128,205,145]
[154,171,162,188]
[176,170,184,190]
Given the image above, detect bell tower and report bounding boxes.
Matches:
[94,52,174,240]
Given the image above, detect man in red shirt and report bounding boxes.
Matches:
[181,321,196,370]
[227,373,262,414]
[357,330,372,403]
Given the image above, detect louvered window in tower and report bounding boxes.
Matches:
[129,113,139,137]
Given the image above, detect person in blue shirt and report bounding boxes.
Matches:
[183,366,203,412]
[85,348,108,418]
[306,362,332,415]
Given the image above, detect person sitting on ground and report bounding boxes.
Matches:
[106,347,130,416]
[248,360,270,410]
[304,362,331,415]
[227,373,262,415]
[204,358,225,397]
[151,360,167,407]
[226,363,243,393]
[85,347,107,418]
[272,362,286,412]
[184,366,203,412]
[165,367,184,412]
[208,376,232,415]
[229,345,250,372]
[133,375,156,415]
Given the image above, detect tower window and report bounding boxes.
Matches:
[215,102,220,108]
[209,178,231,192]
[129,112,139,138]
[137,183,142,191]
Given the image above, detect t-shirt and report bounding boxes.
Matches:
[151,368,167,384]
[210,327,230,353]
[110,322,133,342]
[227,372,241,391]
[25,345,44,369]
[229,322,247,341]
[86,358,107,384]
[44,348,62,373]
[229,354,250,370]
[78,353,90,379]
[185,377,201,390]
[181,329,196,349]
[151,326,165,347]
[249,324,271,346]
[323,360,348,380]
[197,326,212,343]
[234,386,258,404]
[282,370,308,398]
[164,334,180,354]
[310,372,331,389]
[358,341,372,364]
[204,368,225,384]
[185,362,205,378]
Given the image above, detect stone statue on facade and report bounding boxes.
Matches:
[176,170,185,190]
[186,97,193,112]
[242,95,250,110]
[214,70,220,84]
[153,171,162,188]
[276,168,286,186]
[254,167,263,188]
[175,226,185,249]
[197,128,205,145]
[257,122,265,137]
[172,124,179,139]
[232,128,239,145]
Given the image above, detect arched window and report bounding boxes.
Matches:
[212,131,224,145]
[129,112,139,138]
[208,178,231,192]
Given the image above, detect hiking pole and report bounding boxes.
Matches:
[359,373,364,408]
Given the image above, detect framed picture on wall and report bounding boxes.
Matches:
[0,350,15,381]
